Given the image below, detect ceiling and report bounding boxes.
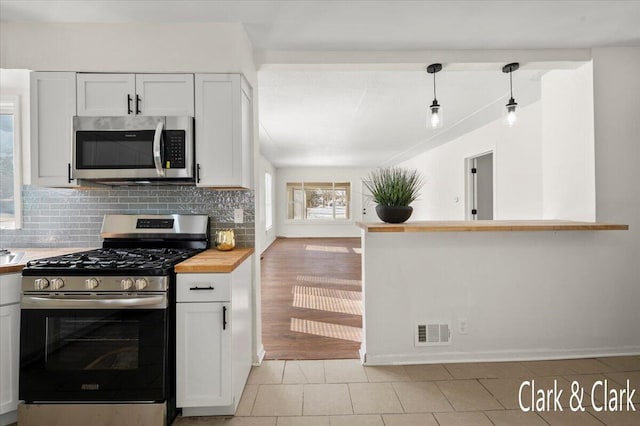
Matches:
[2,1,638,168]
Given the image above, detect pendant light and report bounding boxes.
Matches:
[426,63,443,129]
[502,62,519,127]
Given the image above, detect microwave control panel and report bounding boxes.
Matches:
[164,130,186,169]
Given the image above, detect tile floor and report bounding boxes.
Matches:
[172,355,640,425]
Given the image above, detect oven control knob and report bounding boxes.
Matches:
[34,278,49,290]
[51,278,65,290]
[85,277,99,289]
[134,278,148,290]
[121,278,134,290]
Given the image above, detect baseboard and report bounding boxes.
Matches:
[181,404,234,417]
[362,346,640,366]
[0,410,17,426]
[254,344,266,365]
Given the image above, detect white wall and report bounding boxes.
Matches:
[399,102,543,220]
[541,63,596,221]
[361,47,640,365]
[276,167,372,238]
[0,23,256,85]
[256,154,277,253]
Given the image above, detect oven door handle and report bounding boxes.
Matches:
[21,294,167,309]
[153,120,165,177]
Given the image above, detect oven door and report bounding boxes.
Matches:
[19,295,168,402]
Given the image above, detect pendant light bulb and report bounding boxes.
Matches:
[426,63,443,129]
[430,100,441,128]
[502,62,520,127]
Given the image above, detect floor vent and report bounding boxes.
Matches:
[415,321,452,346]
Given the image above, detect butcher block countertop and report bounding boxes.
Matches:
[175,248,254,273]
[356,220,629,233]
[0,248,88,274]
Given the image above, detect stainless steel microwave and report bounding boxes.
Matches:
[72,116,194,183]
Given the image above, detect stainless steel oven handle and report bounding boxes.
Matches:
[153,121,165,177]
[21,294,167,309]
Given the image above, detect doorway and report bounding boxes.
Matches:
[466,152,494,220]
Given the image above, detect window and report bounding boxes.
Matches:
[0,94,21,229]
[265,172,273,230]
[287,182,351,220]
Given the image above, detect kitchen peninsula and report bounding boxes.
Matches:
[356,220,632,366]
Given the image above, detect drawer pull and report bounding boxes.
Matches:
[189,286,215,291]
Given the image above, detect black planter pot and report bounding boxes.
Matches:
[375,205,413,223]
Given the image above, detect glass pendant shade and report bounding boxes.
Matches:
[426,63,443,129]
[429,101,443,129]
[502,62,519,127]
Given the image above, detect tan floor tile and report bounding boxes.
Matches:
[236,384,259,416]
[597,356,640,372]
[276,417,330,426]
[329,415,383,426]
[558,358,615,374]
[303,384,353,416]
[324,360,368,383]
[404,364,453,381]
[392,381,453,413]
[538,410,604,425]
[283,361,325,384]
[587,407,640,426]
[364,366,410,382]
[605,371,640,404]
[220,419,277,426]
[251,385,303,417]
[484,410,549,426]
[433,411,493,426]
[444,362,532,379]
[173,416,223,425]
[481,376,580,410]
[519,360,577,377]
[436,379,503,411]
[348,382,404,414]
[381,413,438,426]
[562,374,614,406]
[248,361,286,385]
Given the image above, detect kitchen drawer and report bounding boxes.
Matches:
[177,273,231,302]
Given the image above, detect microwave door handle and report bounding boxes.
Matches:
[153,121,165,177]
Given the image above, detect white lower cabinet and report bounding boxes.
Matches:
[0,273,21,426]
[176,256,252,416]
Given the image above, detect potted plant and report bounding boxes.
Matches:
[363,167,424,223]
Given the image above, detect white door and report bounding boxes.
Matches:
[468,152,494,220]
[135,74,194,116]
[176,302,231,407]
[77,74,135,116]
[30,72,79,187]
[0,304,19,415]
[361,181,383,222]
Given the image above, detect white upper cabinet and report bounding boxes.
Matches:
[77,73,194,117]
[136,74,194,116]
[30,72,78,187]
[195,74,253,189]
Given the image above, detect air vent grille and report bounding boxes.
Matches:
[415,321,451,346]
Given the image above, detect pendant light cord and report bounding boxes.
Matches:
[509,70,513,99]
[433,72,437,100]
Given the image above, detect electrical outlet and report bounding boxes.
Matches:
[458,318,468,335]
[234,208,244,224]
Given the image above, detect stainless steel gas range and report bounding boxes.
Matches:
[19,214,209,426]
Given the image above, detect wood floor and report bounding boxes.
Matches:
[261,237,362,360]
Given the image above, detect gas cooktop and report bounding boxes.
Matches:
[22,247,203,276]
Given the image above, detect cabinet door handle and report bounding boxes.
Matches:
[189,286,214,291]
[127,94,133,114]
[222,306,228,330]
[136,94,141,115]
[196,163,201,183]
[67,163,73,183]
